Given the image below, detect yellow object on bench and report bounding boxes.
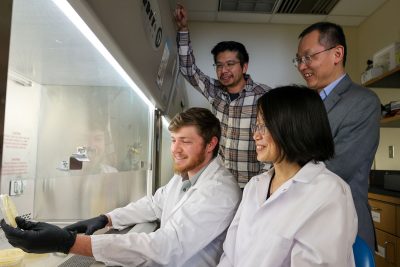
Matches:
[0,194,18,228]
[0,248,25,267]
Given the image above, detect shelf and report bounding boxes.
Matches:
[363,66,400,88]
[363,65,400,127]
[381,115,400,128]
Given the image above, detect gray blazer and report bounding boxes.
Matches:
[324,74,381,251]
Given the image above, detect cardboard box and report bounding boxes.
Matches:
[361,66,384,84]
[373,42,400,71]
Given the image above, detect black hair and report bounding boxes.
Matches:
[169,107,221,157]
[211,41,249,67]
[299,22,347,66]
[257,85,334,166]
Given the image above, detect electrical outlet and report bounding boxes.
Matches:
[9,179,26,196]
[389,145,395,159]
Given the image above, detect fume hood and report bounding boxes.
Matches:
[0,0,185,227]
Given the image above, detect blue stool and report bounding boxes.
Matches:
[353,236,375,267]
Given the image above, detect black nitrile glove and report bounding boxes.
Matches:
[0,217,76,254]
[64,214,108,235]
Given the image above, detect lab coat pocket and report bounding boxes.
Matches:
[254,233,293,267]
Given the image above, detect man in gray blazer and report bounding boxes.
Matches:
[294,22,381,251]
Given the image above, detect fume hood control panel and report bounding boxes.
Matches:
[9,179,26,196]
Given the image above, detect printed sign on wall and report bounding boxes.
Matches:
[141,0,163,50]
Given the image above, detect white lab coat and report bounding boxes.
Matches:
[218,161,357,267]
[91,158,241,266]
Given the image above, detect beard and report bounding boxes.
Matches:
[173,149,207,175]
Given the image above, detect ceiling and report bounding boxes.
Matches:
[173,0,388,26]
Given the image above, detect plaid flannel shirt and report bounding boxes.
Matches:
[177,32,271,185]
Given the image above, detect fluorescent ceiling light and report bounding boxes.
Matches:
[8,71,32,87]
[161,115,170,127]
[51,0,155,110]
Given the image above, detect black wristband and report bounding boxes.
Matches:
[60,230,77,254]
[99,214,109,227]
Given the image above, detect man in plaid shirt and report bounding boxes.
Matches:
[174,5,271,186]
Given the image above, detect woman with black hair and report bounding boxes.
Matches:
[218,85,357,267]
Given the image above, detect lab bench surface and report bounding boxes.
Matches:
[18,253,103,267]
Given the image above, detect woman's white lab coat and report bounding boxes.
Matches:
[218,161,357,267]
[91,158,241,266]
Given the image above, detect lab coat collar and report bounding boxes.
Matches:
[180,158,213,192]
[171,157,223,213]
[189,157,221,188]
[256,161,326,205]
[181,160,209,185]
[262,161,326,184]
[291,161,326,183]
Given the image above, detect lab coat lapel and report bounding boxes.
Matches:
[255,170,274,205]
[263,180,293,204]
[170,187,196,216]
[254,172,293,206]
[169,158,219,215]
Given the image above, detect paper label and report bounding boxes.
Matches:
[376,245,385,258]
[371,210,381,223]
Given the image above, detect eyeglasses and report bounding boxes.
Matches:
[251,124,269,135]
[292,46,336,67]
[213,60,240,71]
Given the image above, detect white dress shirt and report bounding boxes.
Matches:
[91,158,241,267]
[218,161,357,267]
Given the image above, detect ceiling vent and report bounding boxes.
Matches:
[219,0,278,13]
[218,0,340,15]
[276,0,340,14]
